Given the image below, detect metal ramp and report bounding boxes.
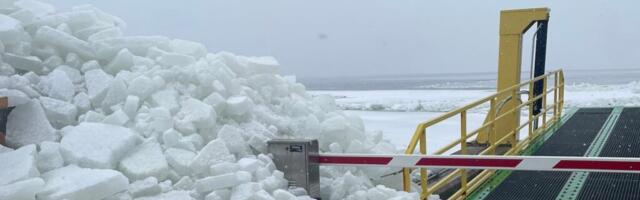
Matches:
[470,107,640,200]
[576,107,640,200]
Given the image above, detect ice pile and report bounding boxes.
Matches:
[0,0,421,199]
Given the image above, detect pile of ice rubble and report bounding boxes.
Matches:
[0,1,429,200]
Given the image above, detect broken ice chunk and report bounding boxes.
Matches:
[0,145,39,185]
[84,69,113,106]
[225,95,254,116]
[6,100,57,148]
[37,68,75,101]
[118,141,169,181]
[34,26,96,59]
[104,48,133,74]
[4,53,44,74]
[60,122,140,169]
[189,139,235,174]
[40,96,78,128]
[37,165,129,200]
[0,177,45,200]
[36,141,63,172]
[0,14,24,45]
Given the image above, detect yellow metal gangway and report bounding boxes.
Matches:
[402,70,565,199]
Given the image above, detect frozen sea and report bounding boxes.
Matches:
[305,69,640,153]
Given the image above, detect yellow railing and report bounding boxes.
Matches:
[402,70,565,200]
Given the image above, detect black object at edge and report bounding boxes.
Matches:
[0,107,14,133]
[532,20,548,128]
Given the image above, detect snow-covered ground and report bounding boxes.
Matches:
[345,110,485,153]
[311,81,640,151]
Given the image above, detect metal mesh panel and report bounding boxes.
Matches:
[485,108,612,200]
[577,108,640,200]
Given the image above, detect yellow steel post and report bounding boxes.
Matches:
[556,70,563,117]
[403,123,426,192]
[557,71,563,119]
[511,88,519,146]
[419,129,427,198]
[528,81,534,137]
[477,8,550,145]
[542,76,548,128]
[489,98,497,154]
[553,72,560,121]
[402,168,411,192]
[460,111,468,196]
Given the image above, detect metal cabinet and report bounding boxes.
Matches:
[268,139,320,199]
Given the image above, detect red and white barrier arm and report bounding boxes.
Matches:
[315,153,640,173]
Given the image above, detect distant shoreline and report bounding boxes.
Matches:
[300,68,640,90]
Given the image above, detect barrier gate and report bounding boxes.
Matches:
[268,140,640,200]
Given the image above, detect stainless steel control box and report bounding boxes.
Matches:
[267,139,320,199]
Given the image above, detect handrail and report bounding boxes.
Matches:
[402,69,565,199]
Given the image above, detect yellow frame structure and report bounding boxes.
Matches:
[402,70,564,200]
[477,8,550,145]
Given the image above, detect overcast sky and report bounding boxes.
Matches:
[47,0,640,78]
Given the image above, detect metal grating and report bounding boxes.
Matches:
[577,107,640,200]
[484,108,612,200]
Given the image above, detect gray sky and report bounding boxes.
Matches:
[47,0,640,78]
